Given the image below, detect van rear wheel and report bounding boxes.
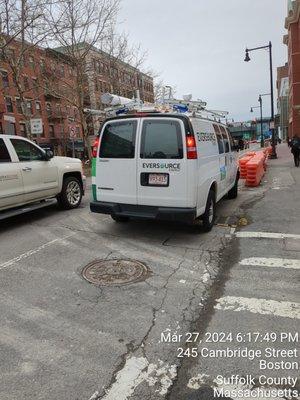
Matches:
[201,190,216,232]
[111,215,129,223]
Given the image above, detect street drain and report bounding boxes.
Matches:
[82,259,150,286]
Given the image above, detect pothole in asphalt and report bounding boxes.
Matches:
[82,259,151,286]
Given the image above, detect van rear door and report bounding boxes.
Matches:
[96,119,138,204]
[137,117,190,207]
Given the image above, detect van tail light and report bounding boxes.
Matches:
[92,137,100,158]
[186,135,198,159]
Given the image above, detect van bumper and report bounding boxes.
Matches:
[90,201,196,223]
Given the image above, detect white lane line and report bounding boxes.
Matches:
[99,357,177,400]
[0,233,75,271]
[215,296,300,320]
[236,231,300,240]
[240,257,300,270]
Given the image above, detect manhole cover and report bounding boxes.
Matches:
[82,259,150,286]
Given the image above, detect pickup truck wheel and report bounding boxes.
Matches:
[111,215,129,223]
[227,175,239,199]
[57,176,82,209]
[201,190,216,232]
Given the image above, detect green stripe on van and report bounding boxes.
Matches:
[91,158,96,177]
[92,184,97,201]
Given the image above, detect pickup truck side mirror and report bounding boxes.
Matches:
[44,149,54,160]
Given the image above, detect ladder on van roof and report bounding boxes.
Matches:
[84,92,229,121]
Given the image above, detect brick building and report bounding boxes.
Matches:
[55,43,154,137]
[0,38,84,156]
[284,0,300,138]
[0,37,154,156]
[88,46,154,135]
[276,63,289,141]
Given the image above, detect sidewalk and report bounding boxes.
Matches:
[246,143,300,235]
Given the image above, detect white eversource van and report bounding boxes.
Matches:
[90,112,239,231]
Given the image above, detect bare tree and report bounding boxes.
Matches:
[0,0,46,50]
[99,23,149,97]
[44,0,120,160]
[0,0,49,138]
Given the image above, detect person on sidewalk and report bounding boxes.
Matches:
[290,135,300,167]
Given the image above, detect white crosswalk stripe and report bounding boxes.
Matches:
[239,257,300,269]
[236,231,300,240]
[215,296,300,320]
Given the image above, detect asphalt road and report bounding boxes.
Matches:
[0,145,299,400]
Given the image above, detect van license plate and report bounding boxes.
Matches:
[148,173,168,186]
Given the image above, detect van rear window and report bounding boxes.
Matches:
[99,121,137,158]
[140,120,183,159]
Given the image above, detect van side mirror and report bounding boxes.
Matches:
[44,149,54,160]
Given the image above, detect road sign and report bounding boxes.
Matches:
[4,115,16,123]
[30,118,43,135]
[69,125,77,139]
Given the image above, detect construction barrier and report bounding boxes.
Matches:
[238,152,256,179]
[245,151,267,187]
[238,150,269,187]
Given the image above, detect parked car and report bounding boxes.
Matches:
[90,112,239,232]
[0,135,85,218]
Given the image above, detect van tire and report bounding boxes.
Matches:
[111,215,129,223]
[57,176,82,209]
[201,190,216,232]
[227,175,239,199]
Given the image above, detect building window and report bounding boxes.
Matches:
[23,76,30,91]
[5,97,13,113]
[5,122,16,135]
[1,70,9,88]
[28,56,34,68]
[49,125,55,138]
[32,77,38,91]
[40,59,45,72]
[46,102,51,115]
[26,100,33,115]
[35,101,41,112]
[5,48,15,60]
[20,123,26,136]
[15,98,23,114]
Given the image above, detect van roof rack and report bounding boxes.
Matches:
[84,92,229,122]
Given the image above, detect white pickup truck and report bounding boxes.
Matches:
[0,134,85,219]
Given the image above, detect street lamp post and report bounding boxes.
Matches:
[244,41,277,158]
[250,105,262,145]
[258,93,271,148]
[258,96,264,148]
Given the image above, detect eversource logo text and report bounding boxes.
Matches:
[142,163,181,171]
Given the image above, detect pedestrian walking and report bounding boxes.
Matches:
[290,135,300,167]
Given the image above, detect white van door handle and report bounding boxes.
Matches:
[22,167,32,172]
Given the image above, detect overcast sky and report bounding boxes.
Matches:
[118,0,287,122]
